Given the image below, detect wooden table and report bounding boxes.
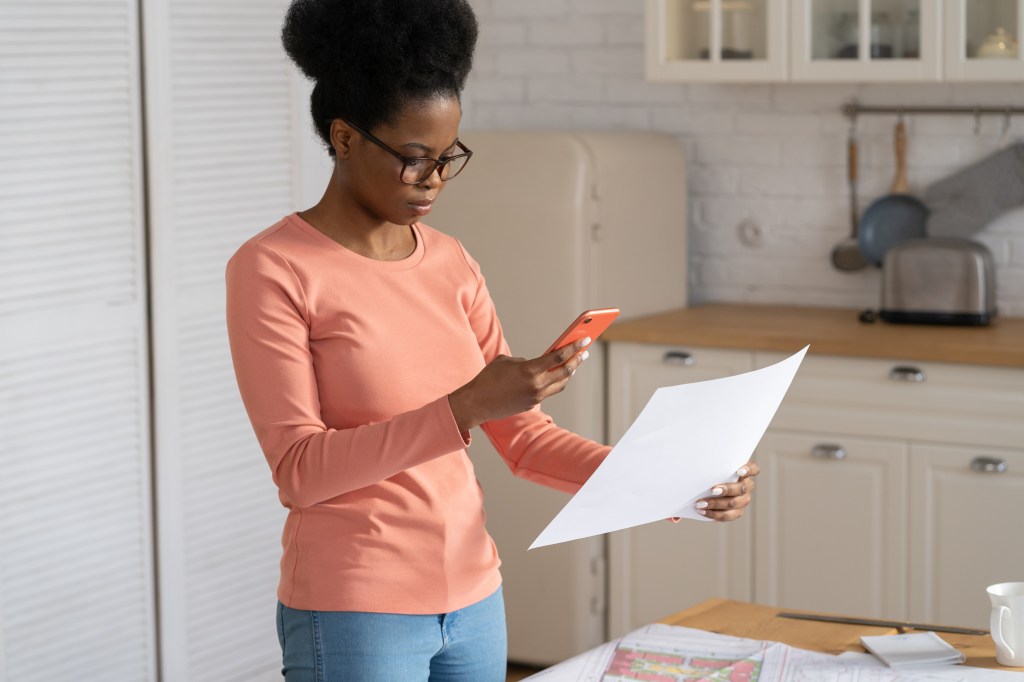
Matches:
[660,598,1024,672]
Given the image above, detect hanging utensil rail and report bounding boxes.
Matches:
[842,100,1024,119]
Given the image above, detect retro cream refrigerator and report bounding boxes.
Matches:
[427,131,688,664]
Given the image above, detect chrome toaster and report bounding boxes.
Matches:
[879,237,996,326]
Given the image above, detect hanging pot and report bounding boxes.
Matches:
[857,119,928,267]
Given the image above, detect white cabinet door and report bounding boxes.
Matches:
[142,1,297,679]
[754,431,909,620]
[945,0,1024,80]
[909,443,1024,629]
[790,0,941,81]
[607,343,754,638]
[0,0,156,679]
[646,0,788,81]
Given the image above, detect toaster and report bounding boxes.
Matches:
[880,237,996,326]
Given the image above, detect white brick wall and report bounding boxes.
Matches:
[462,0,1024,317]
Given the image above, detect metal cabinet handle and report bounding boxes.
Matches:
[889,365,925,382]
[662,351,694,366]
[812,444,846,460]
[971,456,1008,474]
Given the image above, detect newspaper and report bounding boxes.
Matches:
[525,623,1023,682]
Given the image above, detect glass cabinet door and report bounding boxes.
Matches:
[792,0,940,81]
[946,0,1024,80]
[646,0,786,81]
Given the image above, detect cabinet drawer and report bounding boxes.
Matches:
[758,352,1024,449]
[607,343,753,442]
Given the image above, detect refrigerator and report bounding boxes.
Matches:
[426,131,688,664]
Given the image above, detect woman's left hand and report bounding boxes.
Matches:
[672,461,760,523]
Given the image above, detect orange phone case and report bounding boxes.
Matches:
[544,308,621,355]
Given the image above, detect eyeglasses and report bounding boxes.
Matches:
[343,119,473,185]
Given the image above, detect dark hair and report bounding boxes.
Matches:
[282,0,478,157]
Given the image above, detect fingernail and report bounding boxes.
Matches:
[580,337,591,348]
[570,367,576,375]
[697,509,707,516]
[581,350,590,361]
[737,467,749,477]
[696,501,709,509]
[712,486,724,496]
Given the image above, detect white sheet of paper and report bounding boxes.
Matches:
[530,345,808,549]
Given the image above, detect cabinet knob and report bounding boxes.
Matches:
[889,366,925,382]
[811,443,846,460]
[662,350,695,366]
[970,456,1008,474]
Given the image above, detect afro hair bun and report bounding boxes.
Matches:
[282,0,477,82]
[282,0,478,152]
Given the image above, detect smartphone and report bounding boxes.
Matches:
[544,308,621,355]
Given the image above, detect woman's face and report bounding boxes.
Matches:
[337,96,463,226]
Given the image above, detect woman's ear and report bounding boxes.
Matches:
[330,119,353,159]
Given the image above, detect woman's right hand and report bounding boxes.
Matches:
[448,338,591,432]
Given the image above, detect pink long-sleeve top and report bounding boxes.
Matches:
[225,213,610,614]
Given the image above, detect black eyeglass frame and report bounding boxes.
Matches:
[340,119,473,185]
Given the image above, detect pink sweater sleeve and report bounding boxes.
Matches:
[458,247,611,495]
[225,241,470,509]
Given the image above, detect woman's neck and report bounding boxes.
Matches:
[300,175,416,262]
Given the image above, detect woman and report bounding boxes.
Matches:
[225,1,760,680]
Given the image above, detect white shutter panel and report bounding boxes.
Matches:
[0,1,156,680]
[142,1,296,679]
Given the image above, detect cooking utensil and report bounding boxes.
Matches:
[857,120,928,267]
[831,128,869,271]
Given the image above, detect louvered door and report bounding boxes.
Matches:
[141,1,298,679]
[0,0,157,680]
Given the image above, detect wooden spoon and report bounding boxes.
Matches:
[891,119,910,194]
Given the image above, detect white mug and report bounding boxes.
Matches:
[988,582,1024,667]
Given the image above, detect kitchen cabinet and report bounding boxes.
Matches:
[753,431,908,621]
[909,443,1024,627]
[606,319,1024,633]
[606,343,755,639]
[647,0,1024,81]
[645,0,788,81]
[760,351,1024,629]
[789,0,941,82]
[945,0,1024,81]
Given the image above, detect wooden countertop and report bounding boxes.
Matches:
[603,304,1024,369]
[660,598,1021,671]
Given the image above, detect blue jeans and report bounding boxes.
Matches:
[276,586,507,681]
